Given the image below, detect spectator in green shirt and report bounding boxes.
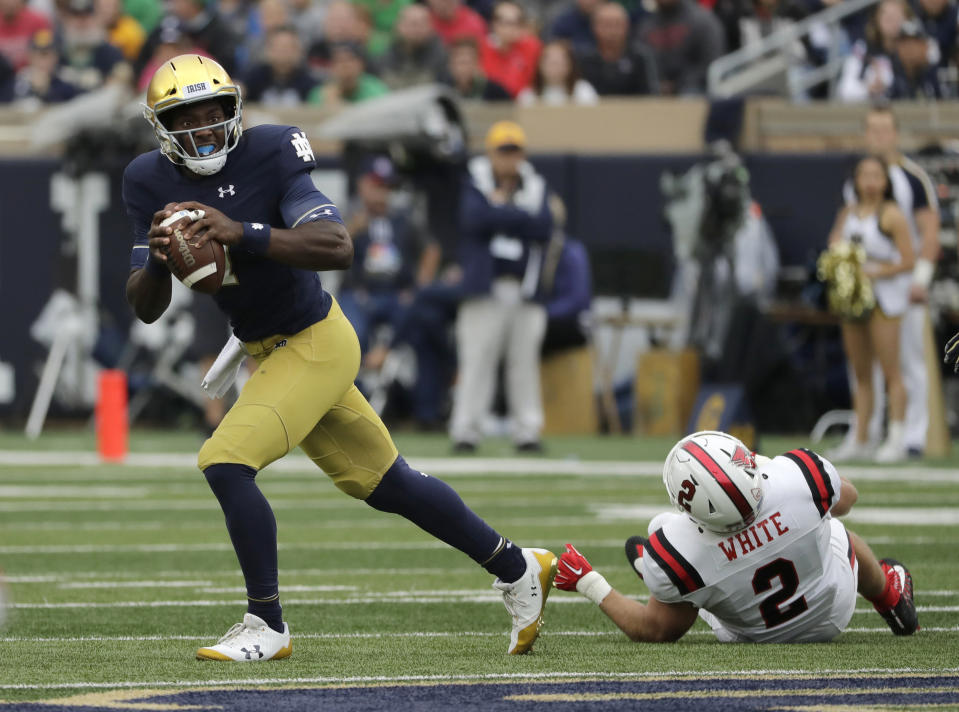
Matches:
[124,0,162,34]
[351,0,411,56]
[308,39,388,106]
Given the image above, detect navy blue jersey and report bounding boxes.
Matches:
[123,124,344,341]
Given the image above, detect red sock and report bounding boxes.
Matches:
[869,569,901,612]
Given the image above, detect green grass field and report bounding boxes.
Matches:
[0,429,957,708]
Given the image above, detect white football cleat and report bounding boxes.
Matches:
[875,437,907,464]
[196,613,291,661]
[493,547,557,655]
[825,437,871,463]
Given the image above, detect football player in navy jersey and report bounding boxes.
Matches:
[124,54,557,661]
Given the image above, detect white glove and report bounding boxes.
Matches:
[201,334,246,399]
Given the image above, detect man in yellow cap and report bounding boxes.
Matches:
[450,120,553,453]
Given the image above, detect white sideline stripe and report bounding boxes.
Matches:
[845,508,959,525]
[8,596,959,610]
[57,581,215,589]
[3,667,958,691]
[0,500,373,512]
[198,585,358,593]
[0,541,450,554]
[593,504,959,526]
[0,486,150,498]
[0,539,636,555]
[15,568,955,585]
[53,582,357,592]
[3,533,957,555]
[2,627,957,644]
[6,568,478,583]
[9,574,957,597]
[0,451,658,474]
[0,516,612,532]
[0,520,401,534]
[0,501,222,513]
[1,450,958,482]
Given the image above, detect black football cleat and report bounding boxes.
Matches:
[624,536,647,580]
[878,558,919,636]
[452,441,477,455]
[515,441,544,454]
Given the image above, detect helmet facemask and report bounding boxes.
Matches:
[147,95,243,176]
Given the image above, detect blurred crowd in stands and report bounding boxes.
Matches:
[3,0,958,107]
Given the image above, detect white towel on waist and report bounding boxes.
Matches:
[200,334,246,399]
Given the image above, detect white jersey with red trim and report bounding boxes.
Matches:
[640,448,857,643]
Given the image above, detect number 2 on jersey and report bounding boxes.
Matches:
[752,557,808,628]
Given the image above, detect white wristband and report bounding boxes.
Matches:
[912,258,934,289]
[575,571,612,606]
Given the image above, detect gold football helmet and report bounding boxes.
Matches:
[143,54,242,176]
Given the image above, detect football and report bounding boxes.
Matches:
[159,209,224,295]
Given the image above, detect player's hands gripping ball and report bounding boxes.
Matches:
[945,331,959,373]
[158,208,225,294]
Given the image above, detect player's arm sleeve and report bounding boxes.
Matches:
[640,528,706,606]
[275,126,345,228]
[640,554,685,605]
[279,173,344,228]
[820,455,843,512]
[781,449,842,518]
[121,165,153,270]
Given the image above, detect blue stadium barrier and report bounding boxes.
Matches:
[0,152,852,419]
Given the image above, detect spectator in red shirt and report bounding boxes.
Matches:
[0,0,51,70]
[427,0,486,46]
[441,34,511,100]
[479,0,540,96]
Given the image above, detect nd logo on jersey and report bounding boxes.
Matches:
[290,132,314,163]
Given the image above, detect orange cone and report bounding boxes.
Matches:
[97,369,128,462]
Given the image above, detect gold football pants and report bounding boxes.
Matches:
[197,297,399,499]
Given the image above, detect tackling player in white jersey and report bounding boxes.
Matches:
[553,431,918,642]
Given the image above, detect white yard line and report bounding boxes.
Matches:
[56,581,216,589]
[5,568,478,583]
[593,504,959,526]
[19,581,951,597]
[0,541,450,554]
[0,486,151,498]
[2,667,958,691]
[7,596,959,610]
[0,516,616,532]
[1,627,958,644]
[3,529,957,556]
[1,450,958,483]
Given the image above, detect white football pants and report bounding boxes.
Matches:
[449,278,546,445]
